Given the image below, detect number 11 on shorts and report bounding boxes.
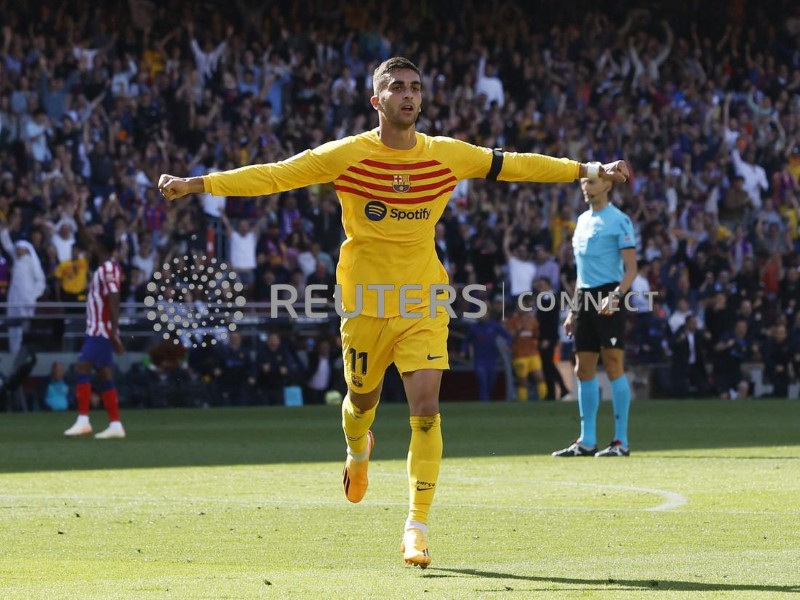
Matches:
[349,348,368,375]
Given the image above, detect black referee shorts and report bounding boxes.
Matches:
[573,283,627,353]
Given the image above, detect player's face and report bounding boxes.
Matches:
[373,69,422,127]
[580,178,612,203]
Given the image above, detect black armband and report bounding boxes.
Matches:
[486,148,504,181]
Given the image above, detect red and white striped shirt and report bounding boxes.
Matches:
[86,259,121,338]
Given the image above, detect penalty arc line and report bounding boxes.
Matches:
[378,473,690,512]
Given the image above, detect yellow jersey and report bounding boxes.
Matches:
[54,257,89,296]
[205,129,580,317]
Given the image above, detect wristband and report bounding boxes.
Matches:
[586,162,601,180]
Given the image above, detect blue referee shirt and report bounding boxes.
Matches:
[572,204,636,289]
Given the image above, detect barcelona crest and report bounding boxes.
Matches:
[392,174,411,193]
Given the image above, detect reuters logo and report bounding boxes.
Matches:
[144,255,246,349]
[364,201,387,221]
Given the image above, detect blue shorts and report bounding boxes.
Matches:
[78,336,114,369]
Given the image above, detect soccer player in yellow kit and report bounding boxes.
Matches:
[159,57,629,568]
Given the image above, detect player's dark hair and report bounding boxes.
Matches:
[372,57,421,95]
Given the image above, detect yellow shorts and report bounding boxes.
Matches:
[512,355,543,379]
[340,308,450,393]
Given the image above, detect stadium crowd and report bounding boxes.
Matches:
[1,0,800,404]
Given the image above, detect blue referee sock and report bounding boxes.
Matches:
[610,375,631,448]
[577,378,599,448]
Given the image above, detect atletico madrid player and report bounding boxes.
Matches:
[64,196,126,440]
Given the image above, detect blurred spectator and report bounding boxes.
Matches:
[148,338,188,374]
[669,314,712,398]
[187,22,231,86]
[0,253,9,301]
[5,240,46,355]
[222,213,263,288]
[123,266,147,310]
[532,245,559,293]
[25,109,52,164]
[214,332,254,406]
[255,332,295,405]
[306,259,336,304]
[763,323,792,397]
[188,335,221,383]
[713,320,753,400]
[53,245,88,302]
[779,266,800,320]
[298,242,334,279]
[533,278,568,400]
[728,225,754,273]
[50,220,76,263]
[461,309,513,402]
[730,146,769,211]
[629,260,652,313]
[505,298,546,401]
[668,297,692,334]
[475,49,505,110]
[44,361,70,411]
[304,336,335,405]
[131,239,156,281]
[632,298,669,364]
[502,225,536,305]
[705,292,734,345]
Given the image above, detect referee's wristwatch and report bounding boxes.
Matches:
[609,288,624,300]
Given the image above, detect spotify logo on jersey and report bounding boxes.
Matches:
[364,201,388,221]
[364,200,431,222]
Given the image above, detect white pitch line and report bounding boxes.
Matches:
[564,482,688,512]
[0,476,688,513]
[381,473,690,512]
[0,496,788,516]
[2,490,789,515]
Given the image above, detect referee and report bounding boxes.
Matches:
[552,163,637,457]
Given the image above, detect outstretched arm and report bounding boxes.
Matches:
[497,152,629,184]
[158,137,353,201]
[446,138,630,184]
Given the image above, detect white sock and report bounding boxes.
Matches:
[108,421,123,429]
[405,520,427,534]
[346,445,370,461]
[76,415,90,426]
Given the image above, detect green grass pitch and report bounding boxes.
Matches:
[1,400,798,599]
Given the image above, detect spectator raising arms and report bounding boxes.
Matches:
[0,2,798,402]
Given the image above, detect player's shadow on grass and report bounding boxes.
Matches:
[425,568,800,594]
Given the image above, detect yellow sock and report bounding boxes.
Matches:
[407,414,442,525]
[537,382,547,400]
[517,386,528,402]
[341,395,377,456]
